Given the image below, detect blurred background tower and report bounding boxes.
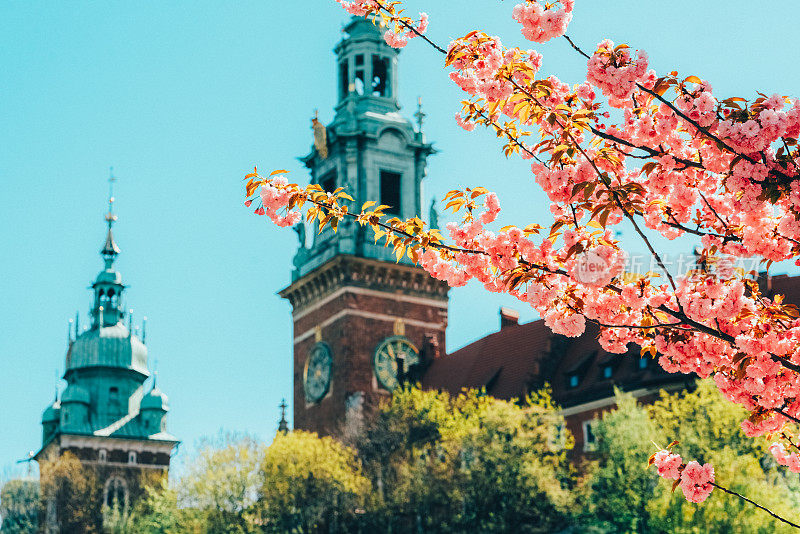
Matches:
[35,180,178,530]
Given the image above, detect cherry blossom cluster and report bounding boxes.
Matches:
[652,450,715,503]
[335,0,378,17]
[511,0,574,43]
[586,40,656,108]
[454,112,477,131]
[769,442,800,472]
[383,13,428,49]
[447,33,516,103]
[253,176,302,227]
[334,0,427,49]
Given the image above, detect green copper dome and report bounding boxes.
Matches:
[95,269,122,285]
[66,324,148,376]
[41,401,61,422]
[141,386,169,411]
[61,384,90,404]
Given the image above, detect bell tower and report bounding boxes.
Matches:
[280,17,449,436]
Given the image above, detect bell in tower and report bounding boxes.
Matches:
[280,17,449,436]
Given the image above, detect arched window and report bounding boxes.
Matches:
[103,476,128,511]
[371,55,389,96]
[128,451,137,464]
[354,54,365,95]
[98,449,107,462]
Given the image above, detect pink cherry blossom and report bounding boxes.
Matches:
[679,461,715,503]
[512,1,573,43]
[653,449,682,480]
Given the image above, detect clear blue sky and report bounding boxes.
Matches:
[2,1,798,478]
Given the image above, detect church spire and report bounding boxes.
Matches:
[277,398,289,434]
[91,170,126,328]
[101,167,120,269]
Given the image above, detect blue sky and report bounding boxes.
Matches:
[2,0,798,478]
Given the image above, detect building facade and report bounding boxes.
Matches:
[35,193,177,531]
[281,17,449,436]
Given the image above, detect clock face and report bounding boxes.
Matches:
[373,336,419,391]
[304,343,332,403]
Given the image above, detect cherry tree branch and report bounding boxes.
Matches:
[563,33,796,186]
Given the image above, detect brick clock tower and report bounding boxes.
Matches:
[280,17,449,436]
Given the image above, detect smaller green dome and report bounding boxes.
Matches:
[344,16,382,39]
[141,387,168,411]
[95,268,122,285]
[42,402,61,422]
[61,385,90,404]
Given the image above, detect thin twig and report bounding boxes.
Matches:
[710,482,800,529]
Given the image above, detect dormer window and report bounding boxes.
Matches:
[597,352,619,380]
[564,350,595,390]
[568,373,580,388]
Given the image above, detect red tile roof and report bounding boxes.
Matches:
[422,320,551,400]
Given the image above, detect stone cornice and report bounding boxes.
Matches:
[59,434,177,454]
[34,433,177,463]
[280,255,449,312]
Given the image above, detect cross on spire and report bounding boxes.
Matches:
[278,398,289,433]
[105,167,117,228]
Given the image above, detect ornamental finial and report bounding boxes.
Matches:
[414,96,426,132]
[101,168,121,264]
